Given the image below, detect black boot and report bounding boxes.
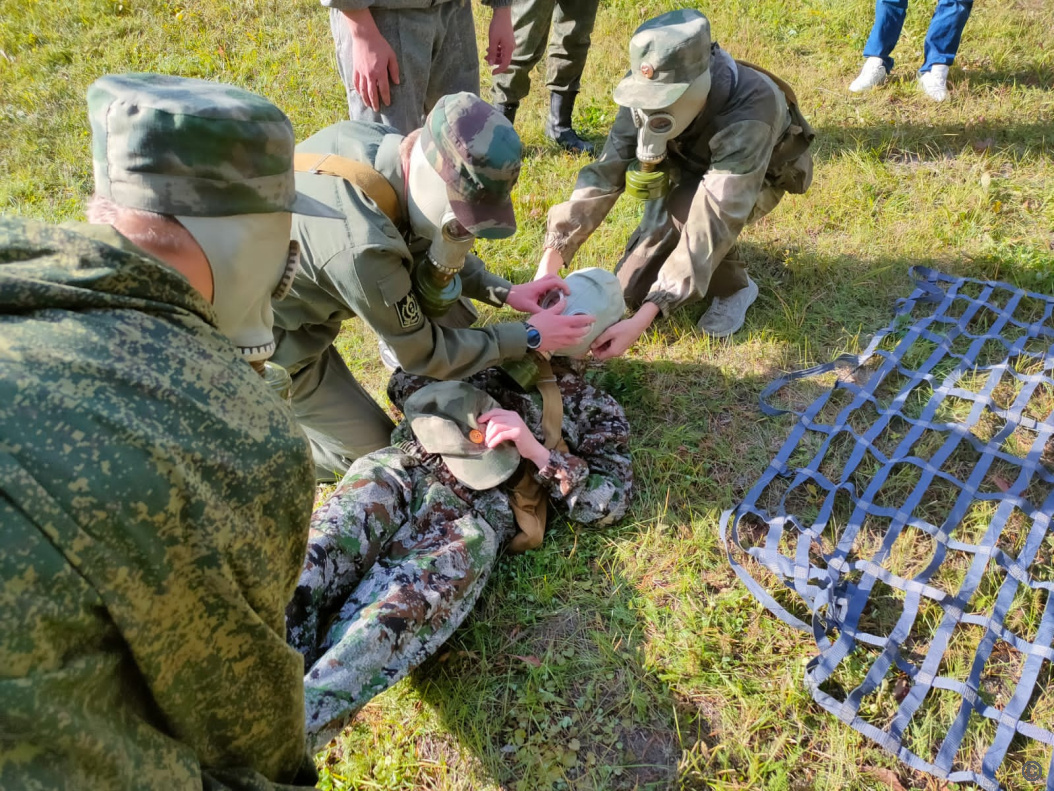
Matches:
[494,101,518,125]
[545,91,595,156]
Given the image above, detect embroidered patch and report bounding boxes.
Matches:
[395,291,423,329]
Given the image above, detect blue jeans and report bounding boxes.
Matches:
[862,0,973,73]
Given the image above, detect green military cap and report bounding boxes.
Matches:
[88,73,342,219]
[403,381,521,490]
[612,10,712,110]
[420,92,522,240]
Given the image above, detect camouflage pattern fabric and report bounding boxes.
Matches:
[286,360,632,750]
[420,92,522,239]
[546,47,793,315]
[0,217,317,790]
[612,9,712,109]
[88,73,339,219]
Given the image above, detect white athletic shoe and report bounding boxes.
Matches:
[919,64,950,102]
[697,277,760,338]
[849,57,888,93]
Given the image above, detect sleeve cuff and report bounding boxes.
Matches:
[643,290,678,317]
[481,0,514,7]
[495,320,530,360]
[321,0,372,9]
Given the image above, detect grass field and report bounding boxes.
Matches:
[2,0,1053,788]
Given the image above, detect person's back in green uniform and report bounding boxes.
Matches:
[0,73,340,790]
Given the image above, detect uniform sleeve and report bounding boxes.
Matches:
[321,245,529,379]
[459,253,511,307]
[643,118,776,315]
[320,0,371,11]
[543,105,637,263]
[534,381,634,526]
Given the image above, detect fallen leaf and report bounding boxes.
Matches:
[865,766,908,791]
[990,474,1012,493]
[893,676,911,703]
[512,654,542,667]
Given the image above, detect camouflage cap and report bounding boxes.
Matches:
[419,92,522,240]
[612,10,712,110]
[404,381,521,490]
[88,73,341,219]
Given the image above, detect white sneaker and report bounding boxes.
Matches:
[697,277,760,338]
[849,57,888,93]
[919,64,950,101]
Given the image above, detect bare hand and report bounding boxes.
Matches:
[345,10,400,111]
[506,274,570,314]
[590,317,643,360]
[479,408,549,468]
[527,299,594,353]
[535,247,564,281]
[486,6,514,74]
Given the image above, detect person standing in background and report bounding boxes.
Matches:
[849,0,973,101]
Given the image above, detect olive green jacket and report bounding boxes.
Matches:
[273,121,529,380]
[0,217,316,790]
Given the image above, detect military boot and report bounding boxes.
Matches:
[545,92,595,156]
[494,101,518,124]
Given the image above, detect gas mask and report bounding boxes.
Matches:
[406,142,476,317]
[176,212,297,361]
[625,70,712,201]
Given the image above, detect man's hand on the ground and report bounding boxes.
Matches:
[486,6,514,74]
[506,274,570,314]
[478,408,550,468]
[591,303,659,361]
[527,300,594,353]
[534,247,564,280]
[344,9,400,111]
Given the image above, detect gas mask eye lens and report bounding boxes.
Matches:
[647,115,674,134]
[442,218,473,243]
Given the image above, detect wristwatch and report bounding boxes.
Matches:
[524,322,542,351]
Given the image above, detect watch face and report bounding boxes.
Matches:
[526,325,542,349]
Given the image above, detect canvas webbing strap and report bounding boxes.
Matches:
[508,355,569,554]
[293,152,402,226]
[720,267,1054,791]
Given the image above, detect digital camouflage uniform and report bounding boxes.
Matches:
[285,360,633,750]
[273,116,529,481]
[490,0,599,107]
[546,38,812,314]
[0,217,316,790]
[324,0,513,133]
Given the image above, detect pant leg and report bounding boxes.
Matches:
[920,0,973,72]
[289,346,395,482]
[329,6,434,133]
[492,0,557,105]
[301,476,498,752]
[862,0,909,72]
[614,183,695,310]
[546,0,601,94]
[425,0,482,113]
[707,184,785,298]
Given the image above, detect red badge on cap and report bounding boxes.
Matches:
[640,63,654,79]
[469,429,484,444]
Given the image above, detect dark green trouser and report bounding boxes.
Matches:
[491,0,600,105]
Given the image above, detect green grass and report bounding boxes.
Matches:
[3,0,1054,787]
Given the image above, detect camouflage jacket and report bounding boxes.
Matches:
[0,218,316,790]
[272,121,529,381]
[545,47,791,314]
[386,359,634,529]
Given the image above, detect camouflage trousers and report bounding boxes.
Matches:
[285,447,500,753]
[491,0,600,104]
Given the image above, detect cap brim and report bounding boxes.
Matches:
[290,190,344,219]
[612,73,692,110]
[448,186,517,240]
[442,444,520,490]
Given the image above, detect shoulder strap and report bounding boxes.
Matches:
[293,152,403,226]
[735,59,800,107]
[507,355,568,553]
